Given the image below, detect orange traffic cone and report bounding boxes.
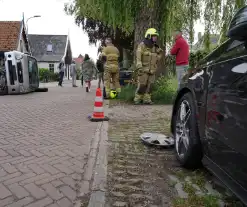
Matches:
[89,88,109,122]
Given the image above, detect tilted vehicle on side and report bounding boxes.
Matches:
[0,51,47,95]
[171,6,247,205]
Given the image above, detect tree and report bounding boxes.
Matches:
[65,0,203,77]
[65,5,134,61]
[72,16,134,51]
[65,0,247,67]
[202,0,247,48]
[65,0,201,51]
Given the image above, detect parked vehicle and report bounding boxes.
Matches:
[171,6,247,205]
[0,67,7,95]
[0,51,47,95]
[119,60,133,86]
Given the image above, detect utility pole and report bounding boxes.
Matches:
[26,15,41,34]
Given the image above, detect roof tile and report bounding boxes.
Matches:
[0,21,21,51]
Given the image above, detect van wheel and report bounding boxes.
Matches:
[173,92,203,169]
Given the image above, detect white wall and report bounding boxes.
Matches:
[38,62,70,79]
[38,62,60,73]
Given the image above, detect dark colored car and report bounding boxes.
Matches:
[171,6,247,205]
[119,60,133,86]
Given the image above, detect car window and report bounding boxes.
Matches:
[209,41,247,89]
[227,40,245,52]
[202,40,230,65]
[214,40,246,63]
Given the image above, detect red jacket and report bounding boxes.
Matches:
[170,35,189,66]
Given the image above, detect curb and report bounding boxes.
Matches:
[87,121,108,207]
[75,100,109,207]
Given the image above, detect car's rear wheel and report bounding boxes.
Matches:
[174,92,203,169]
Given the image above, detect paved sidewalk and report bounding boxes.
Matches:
[104,103,175,207]
[0,81,101,207]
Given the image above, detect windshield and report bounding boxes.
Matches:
[27,56,39,85]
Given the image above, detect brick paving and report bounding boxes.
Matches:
[0,81,100,207]
[105,102,177,207]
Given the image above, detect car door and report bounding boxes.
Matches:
[205,39,247,190]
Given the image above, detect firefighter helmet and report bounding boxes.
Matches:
[145,28,159,39]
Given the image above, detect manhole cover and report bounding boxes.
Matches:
[140,132,175,147]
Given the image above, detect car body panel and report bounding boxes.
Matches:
[119,69,132,86]
[119,60,133,86]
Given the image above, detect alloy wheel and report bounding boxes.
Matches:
[175,100,191,158]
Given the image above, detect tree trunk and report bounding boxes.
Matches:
[156,33,167,77]
[134,2,162,55]
[133,0,164,78]
[122,48,133,69]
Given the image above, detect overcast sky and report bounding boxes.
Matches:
[0,0,99,60]
[0,0,204,61]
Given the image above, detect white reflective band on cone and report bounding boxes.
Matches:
[93,107,104,112]
[95,96,103,102]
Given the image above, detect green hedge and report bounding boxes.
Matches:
[152,75,177,104]
[117,84,137,102]
[39,68,59,82]
[118,74,177,104]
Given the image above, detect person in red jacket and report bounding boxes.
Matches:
[170,30,189,87]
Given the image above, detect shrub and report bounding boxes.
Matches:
[118,84,136,102]
[118,74,177,104]
[39,68,50,82]
[50,72,59,81]
[152,75,177,104]
[39,68,59,82]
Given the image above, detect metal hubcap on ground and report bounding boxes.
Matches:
[140,132,174,147]
[175,100,191,158]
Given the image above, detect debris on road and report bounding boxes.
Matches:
[140,132,174,148]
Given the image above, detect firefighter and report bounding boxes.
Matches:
[101,38,121,99]
[134,28,163,104]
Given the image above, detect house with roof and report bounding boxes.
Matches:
[73,54,84,64]
[28,34,72,79]
[73,54,84,70]
[192,32,220,52]
[0,21,31,58]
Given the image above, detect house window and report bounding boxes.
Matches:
[47,44,53,52]
[49,63,54,73]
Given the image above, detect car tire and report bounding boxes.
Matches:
[173,92,203,169]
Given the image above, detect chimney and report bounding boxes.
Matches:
[198,32,202,41]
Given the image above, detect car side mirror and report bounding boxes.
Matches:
[227,6,247,41]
